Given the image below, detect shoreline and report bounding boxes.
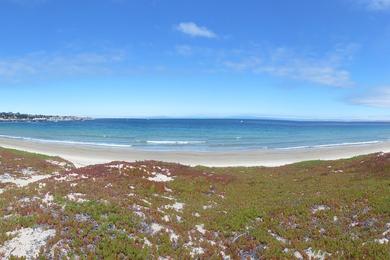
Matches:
[1,136,390,168]
[0,134,384,151]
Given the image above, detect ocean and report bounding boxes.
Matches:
[0,119,390,151]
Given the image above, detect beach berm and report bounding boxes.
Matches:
[0,147,389,258]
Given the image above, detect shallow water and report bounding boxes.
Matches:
[0,119,390,151]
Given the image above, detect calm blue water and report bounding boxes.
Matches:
[1,119,390,151]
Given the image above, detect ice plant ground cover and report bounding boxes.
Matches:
[0,147,389,259]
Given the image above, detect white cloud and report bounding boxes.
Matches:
[0,50,126,83]
[256,61,352,88]
[222,45,357,88]
[176,22,217,38]
[351,87,390,107]
[359,0,390,10]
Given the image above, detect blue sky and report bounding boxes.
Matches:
[0,0,389,119]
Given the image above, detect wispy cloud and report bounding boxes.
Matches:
[0,50,126,83]
[223,57,261,71]
[222,44,358,87]
[176,22,217,38]
[358,0,390,11]
[175,45,194,56]
[351,87,390,107]
[0,0,48,6]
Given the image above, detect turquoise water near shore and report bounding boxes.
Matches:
[0,119,390,151]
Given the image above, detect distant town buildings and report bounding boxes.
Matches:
[0,112,90,122]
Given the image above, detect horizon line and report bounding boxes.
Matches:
[3,111,390,122]
[89,116,390,123]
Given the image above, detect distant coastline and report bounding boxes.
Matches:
[0,112,91,122]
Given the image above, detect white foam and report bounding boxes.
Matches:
[277,140,382,150]
[0,135,132,148]
[146,140,206,145]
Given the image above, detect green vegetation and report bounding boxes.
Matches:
[0,147,389,259]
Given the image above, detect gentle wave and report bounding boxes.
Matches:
[0,135,133,148]
[275,140,382,150]
[146,140,206,145]
[0,134,385,150]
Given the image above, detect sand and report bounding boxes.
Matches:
[0,227,56,259]
[1,136,390,167]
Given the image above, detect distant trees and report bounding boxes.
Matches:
[0,112,88,121]
[0,112,40,120]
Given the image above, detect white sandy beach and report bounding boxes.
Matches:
[1,136,390,168]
